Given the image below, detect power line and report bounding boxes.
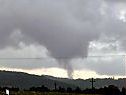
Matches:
[87,55,126,58]
[0,54,125,60]
[0,58,44,59]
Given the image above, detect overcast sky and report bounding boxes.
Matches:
[0,0,126,79]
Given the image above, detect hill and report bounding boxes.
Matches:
[0,71,125,90]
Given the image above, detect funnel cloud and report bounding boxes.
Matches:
[0,0,126,78]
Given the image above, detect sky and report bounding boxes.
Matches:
[0,0,126,79]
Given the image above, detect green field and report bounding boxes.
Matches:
[0,91,102,95]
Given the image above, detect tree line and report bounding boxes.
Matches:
[0,83,126,95]
[29,84,126,95]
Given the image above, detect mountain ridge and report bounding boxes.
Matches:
[0,70,125,90]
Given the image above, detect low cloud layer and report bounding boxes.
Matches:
[0,0,126,78]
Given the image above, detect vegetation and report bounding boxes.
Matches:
[0,71,126,95]
[0,71,125,90]
[0,84,125,95]
[2,91,102,95]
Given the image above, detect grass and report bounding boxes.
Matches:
[0,91,102,95]
[7,91,102,95]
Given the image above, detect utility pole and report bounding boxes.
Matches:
[125,55,126,78]
[54,82,57,91]
[90,78,95,90]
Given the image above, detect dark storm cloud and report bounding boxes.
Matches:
[0,0,100,58]
[0,0,126,77]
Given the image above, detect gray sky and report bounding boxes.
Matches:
[0,0,126,78]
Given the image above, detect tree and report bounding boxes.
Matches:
[122,87,126,95]
[74,87,82,93]
[67,87,72,93]
[58,86,65,92]
[105,85,120,95]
